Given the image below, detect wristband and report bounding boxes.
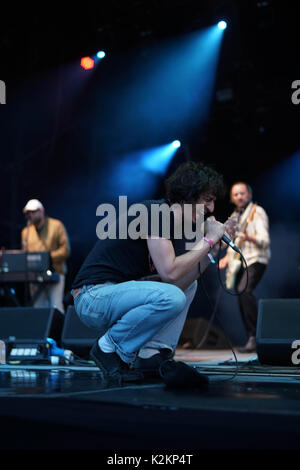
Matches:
[203,237,214,248]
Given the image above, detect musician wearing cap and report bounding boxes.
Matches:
[21,199,71,313]
[219,182,271,353]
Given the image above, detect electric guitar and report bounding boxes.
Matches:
[225,204,257,289]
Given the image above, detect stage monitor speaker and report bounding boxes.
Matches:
[0,307,64,361]
[256,299,300,366]
[0,306,64,344]
[61,305,98,359]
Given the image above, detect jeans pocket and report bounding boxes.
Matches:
[74,292,109,332]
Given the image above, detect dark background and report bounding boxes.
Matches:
[0,0,299,345]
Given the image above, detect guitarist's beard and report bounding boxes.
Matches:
[237,200,251,214]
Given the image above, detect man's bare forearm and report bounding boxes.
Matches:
[172,255,211,291]
[138,255,211,291]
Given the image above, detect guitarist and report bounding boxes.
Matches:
[219,182,271,353]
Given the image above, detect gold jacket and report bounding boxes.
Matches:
[21,217,70,274]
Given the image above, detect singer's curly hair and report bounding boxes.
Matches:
[164,161,226,204]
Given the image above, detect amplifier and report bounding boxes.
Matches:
[256,299,300,366]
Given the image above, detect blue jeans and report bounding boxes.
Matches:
[73,280,197,364]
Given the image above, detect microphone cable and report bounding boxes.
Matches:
[196,242,250,381]
[197,270,239,382]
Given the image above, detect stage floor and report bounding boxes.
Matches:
[1,348,300,454]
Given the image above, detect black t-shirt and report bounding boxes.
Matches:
[72,199,182,288]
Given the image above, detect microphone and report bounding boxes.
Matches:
[222,234,240,253]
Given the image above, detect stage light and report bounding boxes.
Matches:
[80,56,95,70]
[171,140,181,149]
[96,51,106,59]
[105,140,182,201]
[218,20,227,30]
[141,141,181,175]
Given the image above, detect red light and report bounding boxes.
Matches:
[80,57,95,70]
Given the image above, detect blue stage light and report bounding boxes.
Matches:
[96,51,106,59]
[218,20,227,30]
[105,141,180,200]
[141,141,181,174]
[171,140,181,149]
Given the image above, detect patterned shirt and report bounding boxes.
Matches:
[228,202,271,267]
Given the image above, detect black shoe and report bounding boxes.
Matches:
[237,336,256,353]
[134,348,173,378]
[90,341,144,382]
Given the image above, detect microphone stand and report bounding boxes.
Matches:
[24,219,30,306]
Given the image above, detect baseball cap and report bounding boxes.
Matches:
[23,199,44,213]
